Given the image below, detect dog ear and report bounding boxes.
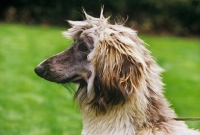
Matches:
[89,44,144,113]
[120,57,143,94]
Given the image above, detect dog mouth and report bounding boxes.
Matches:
[59,70,91,84]
[59,74,84,84]
[35,65,90,84]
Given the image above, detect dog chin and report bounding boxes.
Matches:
[57,75,85,84]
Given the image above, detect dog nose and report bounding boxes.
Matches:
[34,66,45,76]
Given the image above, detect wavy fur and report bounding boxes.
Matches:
[61,9,199,135]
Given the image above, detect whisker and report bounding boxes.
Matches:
[62,83,76,93]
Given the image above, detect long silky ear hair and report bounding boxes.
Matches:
[88,30,145,113]
[63,8,149,113]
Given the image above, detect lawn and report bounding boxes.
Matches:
[0,24,200,135]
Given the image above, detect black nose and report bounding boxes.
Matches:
[34,66,45,76]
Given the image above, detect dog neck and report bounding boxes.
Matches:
[76,60,178,134]
[80,98,142,135]
[79,87,176,135]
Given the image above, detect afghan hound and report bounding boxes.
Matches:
[34,9,200,135]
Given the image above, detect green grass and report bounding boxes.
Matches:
[141,35,200,128]
[0,24,81,135]
[0,24,200,134]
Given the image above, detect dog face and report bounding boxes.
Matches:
[35,30,144,113]
[34,35,94,84]
[35,11,163,113]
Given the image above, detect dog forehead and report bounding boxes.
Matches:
[79,33,93,43]
[79,33,87,39]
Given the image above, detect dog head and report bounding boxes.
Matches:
[35,9,162,113]
[34,34,94,84]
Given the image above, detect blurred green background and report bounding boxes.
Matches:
[0,0,200,135]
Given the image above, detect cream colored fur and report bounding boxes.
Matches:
[63,9,200,135]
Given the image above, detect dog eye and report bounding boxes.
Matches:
[78,43,89,52]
